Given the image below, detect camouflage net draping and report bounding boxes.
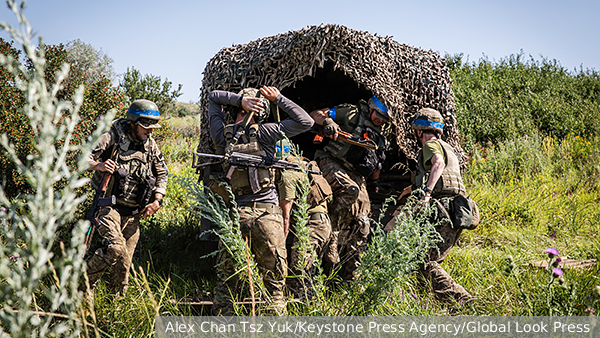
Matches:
[197,24,465,165]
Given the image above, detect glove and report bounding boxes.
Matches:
[322,118,340,138]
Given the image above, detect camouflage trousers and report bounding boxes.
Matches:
[213,203,287,315]
[289,212,332,278]
[318,156,370,281]
[86,206,140,295]
[418,200,471,304]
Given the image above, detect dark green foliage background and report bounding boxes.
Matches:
[119,66,183,114]
[447,52,600,150]
[0,38,126,199]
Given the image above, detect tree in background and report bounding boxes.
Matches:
[120,66,183,114]
[0,37,125,198]
[65,38,115,84]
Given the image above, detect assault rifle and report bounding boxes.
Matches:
[84,140,119,252]
[312,128,378,150]
[192,152,322,194]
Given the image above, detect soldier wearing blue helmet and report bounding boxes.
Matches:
[85,99,168,301]
[310,95,392,282]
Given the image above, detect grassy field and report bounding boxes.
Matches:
[3,34,599,335]
[81,115,600,335]
[3,4,599,336]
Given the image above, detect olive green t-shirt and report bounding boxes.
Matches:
[278,169,328,215]
[422,139,446,171]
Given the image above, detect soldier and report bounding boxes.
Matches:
[399,107,475,305]
[85,99,168,299]
[275,143,333,296]
[310,95,391,281]
[207,86,313,315]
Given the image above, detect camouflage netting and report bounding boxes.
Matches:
[197,24,466,166]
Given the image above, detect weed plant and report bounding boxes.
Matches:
[177,174,268,314]
[342,196,443,315]
[0,2,113,336]
[282,140,329,314]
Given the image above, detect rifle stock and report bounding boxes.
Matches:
[312,130,378,150]
[84,140,119,252]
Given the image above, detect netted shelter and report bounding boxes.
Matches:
[197,24,465,167]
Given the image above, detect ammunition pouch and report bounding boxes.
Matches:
[207,179,232,207]
[113,168,131,199]
[305,160,332,207]
[137,175,157,206]
[436,195,477,230]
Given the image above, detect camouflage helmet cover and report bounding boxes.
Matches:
[238,88,271,124]
[367,95,392,122]
[127,99,161,128]
[411,108,444,134]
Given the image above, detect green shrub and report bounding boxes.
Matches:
[0,2,115,335]
[448,52,600,150]
[0,38,126,200]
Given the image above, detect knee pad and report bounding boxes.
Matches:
[106,241,126,264]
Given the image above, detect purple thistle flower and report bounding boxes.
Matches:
[552,267,563,278]
[545,248,559,258]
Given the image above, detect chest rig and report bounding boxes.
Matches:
[416,139,466,197]
[92,119,156,207]
[224,123,275,197]
[323,102,388,160]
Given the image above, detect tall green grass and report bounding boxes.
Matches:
[85,115,600,336]
[3,5,600,331]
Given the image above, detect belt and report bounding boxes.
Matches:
[241,202,282,215]
[114,204,139,217]
[309,212,329,221]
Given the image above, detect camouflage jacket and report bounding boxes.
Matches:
[90,118,168,208]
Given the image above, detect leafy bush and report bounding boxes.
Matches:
[448,52,600,150]
[467,133,600,187]
[0,2,114,336]
[0,37,125,199]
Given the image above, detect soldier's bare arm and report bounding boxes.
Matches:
[423,153,445,202]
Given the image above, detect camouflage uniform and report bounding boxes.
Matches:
[207,90,313,315]
[414,138,472,304]
[314,101,388,281]
[277,157,332,287]
[86,118,168,295]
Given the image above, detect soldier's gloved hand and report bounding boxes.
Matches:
[322,118,340,140]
